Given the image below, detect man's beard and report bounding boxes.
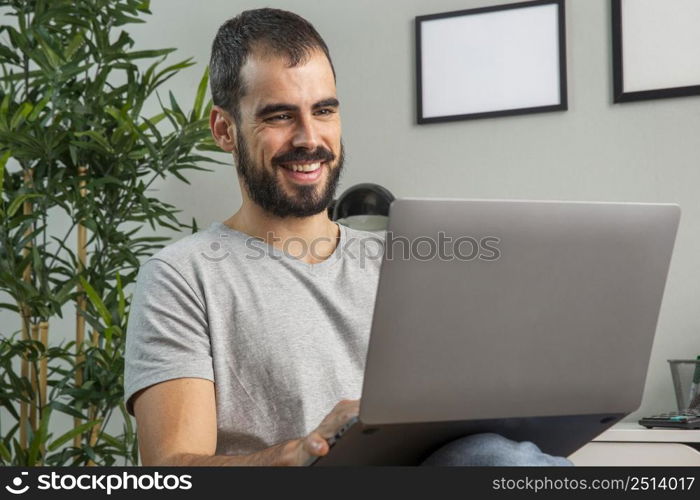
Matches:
[234,133,344,219]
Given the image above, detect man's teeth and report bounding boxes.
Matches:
[283,163,321,172]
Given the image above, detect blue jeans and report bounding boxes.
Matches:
[421,433,574,466]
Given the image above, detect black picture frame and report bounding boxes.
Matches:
[612,0,700,103]
[415,0,568,124]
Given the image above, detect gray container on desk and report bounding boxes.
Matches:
[669,359,700,410]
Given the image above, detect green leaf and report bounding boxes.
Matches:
[7,193,42,218]
[68,144,79,166]
[0,303,20,312]
[27,405,53,465]
[192,66,209,121]
[27,94,52,122]
[73,130,113,153]
[10,102,33,130]
[119,401,134,439]
[50,401,87,420]
[53,278,78,305]
[98,432,122,449]
[65,32,85,60]
[0,150,9,198]
[36,36,64,69]
[0,44,20,65]
[104,105,123,123]
[149,58,194,91]
[112,13,147,27]
[83,445,97,463]
[0,93,11,129]
[12,438,26,465]
[79,276,112,326]
[122,48,176,60]
[0,440,11,463]
[168,91,185,122]
[137,112,165,131]
[0,69,45,83]
[47,420,101,452]
[116,272,125,319]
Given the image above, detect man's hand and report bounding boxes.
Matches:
[289,399,360,465]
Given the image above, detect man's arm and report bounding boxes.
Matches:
[133,378,357,466]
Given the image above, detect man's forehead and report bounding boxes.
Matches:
[245,43,328,66]
[238,48,337,109]
[241,47,333,84]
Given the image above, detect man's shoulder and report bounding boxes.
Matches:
[148,230,198,261]
[338,224,385,271]
[143,223,224,271]
[340,225,386,253]
[340,224,386,243]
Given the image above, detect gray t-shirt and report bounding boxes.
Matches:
[124,221,384,455]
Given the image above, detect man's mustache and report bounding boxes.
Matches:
[272,147,335,166]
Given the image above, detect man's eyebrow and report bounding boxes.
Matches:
[312,98,340,109]
[255,98,340,119]
[255,103,299,119]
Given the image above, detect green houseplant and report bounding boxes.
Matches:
[0,0,220,465]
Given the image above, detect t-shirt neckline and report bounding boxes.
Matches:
[210,221,345,272]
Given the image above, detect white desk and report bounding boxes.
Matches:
[569,423,700,466]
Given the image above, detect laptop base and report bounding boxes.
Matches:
[312,413,623,466]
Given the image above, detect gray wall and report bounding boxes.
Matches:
[2,0,698,441]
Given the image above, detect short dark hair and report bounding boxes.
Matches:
[209,8,336,123]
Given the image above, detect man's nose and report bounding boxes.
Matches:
[291,115,320,151]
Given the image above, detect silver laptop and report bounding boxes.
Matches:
[312,198,680,465]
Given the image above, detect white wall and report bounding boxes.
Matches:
[2,0,699,446]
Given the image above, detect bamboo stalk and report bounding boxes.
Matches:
[74,166,88,442]
[39,321,49,459]
[74,165,88,448]
[29,323,39,430]
[19,310,30,450]
[19,168,34,450]
[39,321,48,408]
[87,329,100,466]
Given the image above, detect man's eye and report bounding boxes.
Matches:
[266,114,291,122]
[315,108,334,116]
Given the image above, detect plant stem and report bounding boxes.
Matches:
[18,308,30,450]
[44,219,78,273]
[39,323,48,408]
[39,321,48,463]
[87,329,101,466]
[29,323,39,430]
[74,165,89,448]
[19,167,35,450]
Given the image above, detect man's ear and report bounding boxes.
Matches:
[210,105,237,153]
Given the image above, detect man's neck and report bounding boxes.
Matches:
[223,202,340,264]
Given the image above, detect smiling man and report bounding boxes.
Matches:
[124,8,570,467]
[124,8,378,466]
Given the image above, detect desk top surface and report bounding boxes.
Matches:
[595,423,700,443]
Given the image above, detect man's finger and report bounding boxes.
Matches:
[303,432,329,456]
[314,400,359,438]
